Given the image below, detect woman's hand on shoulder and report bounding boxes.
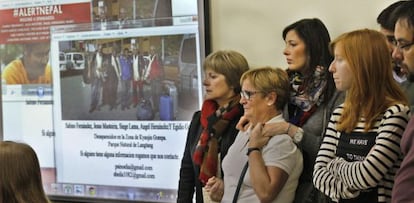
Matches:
[236,116,250,131]
[262,121,291,137]
[249,123,270,148]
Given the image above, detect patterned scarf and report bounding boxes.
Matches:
[289,66,327,126]
[193,97,243,185]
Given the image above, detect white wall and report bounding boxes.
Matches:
[210,0,399,68]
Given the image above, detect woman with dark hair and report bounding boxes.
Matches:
[238,18,344,203]
[282,18,334,94]
[0,141,51,203]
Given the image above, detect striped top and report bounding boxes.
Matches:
[313,104,410,202]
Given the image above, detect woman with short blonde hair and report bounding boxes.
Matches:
[207,67,303,203]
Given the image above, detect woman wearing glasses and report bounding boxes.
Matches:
[206,67,303,203]
[313,29,409,202]
[177,50,249,203]
[237,18,344,203]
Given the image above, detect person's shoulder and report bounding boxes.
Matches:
[188,111,201,126]
[45,64,52,71]
[192,111,201,120]
[45,64,52,81]
[379,103,411,124]
[332,103,344,113]
[385,103,410,116]
[3,59,24,76]
[400,80,414,95]
[264,134,299,160]
[4,59,23,70]
[267,133,295,147]
[328,90,345,105]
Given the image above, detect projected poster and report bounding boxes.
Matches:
[51,24,202,201]
[0,0,91,187]
[1,0,203,201]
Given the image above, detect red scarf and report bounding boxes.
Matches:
[193,98,242,185]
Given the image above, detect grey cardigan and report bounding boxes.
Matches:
[284,90,345,203]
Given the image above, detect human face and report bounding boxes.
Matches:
[379,27,397,53]
[393,19,414,80]
[25,44,49,71]
[283,30,307,72]
[150,46,156,55]
[119,8,127,19]
[380,27,406,76]
[203,68,235,107]
[329,43,353,91]
[122,49,129,55]
[239,79,270,124]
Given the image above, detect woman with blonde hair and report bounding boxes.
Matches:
[313,29,410,202]
[177,50,249,203]
[0,141,51,203]
[206,67,303,203]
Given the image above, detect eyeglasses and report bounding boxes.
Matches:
[396,40,414,52]
[240,90,261,100]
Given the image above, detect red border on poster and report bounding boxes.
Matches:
[0,2,91,44]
